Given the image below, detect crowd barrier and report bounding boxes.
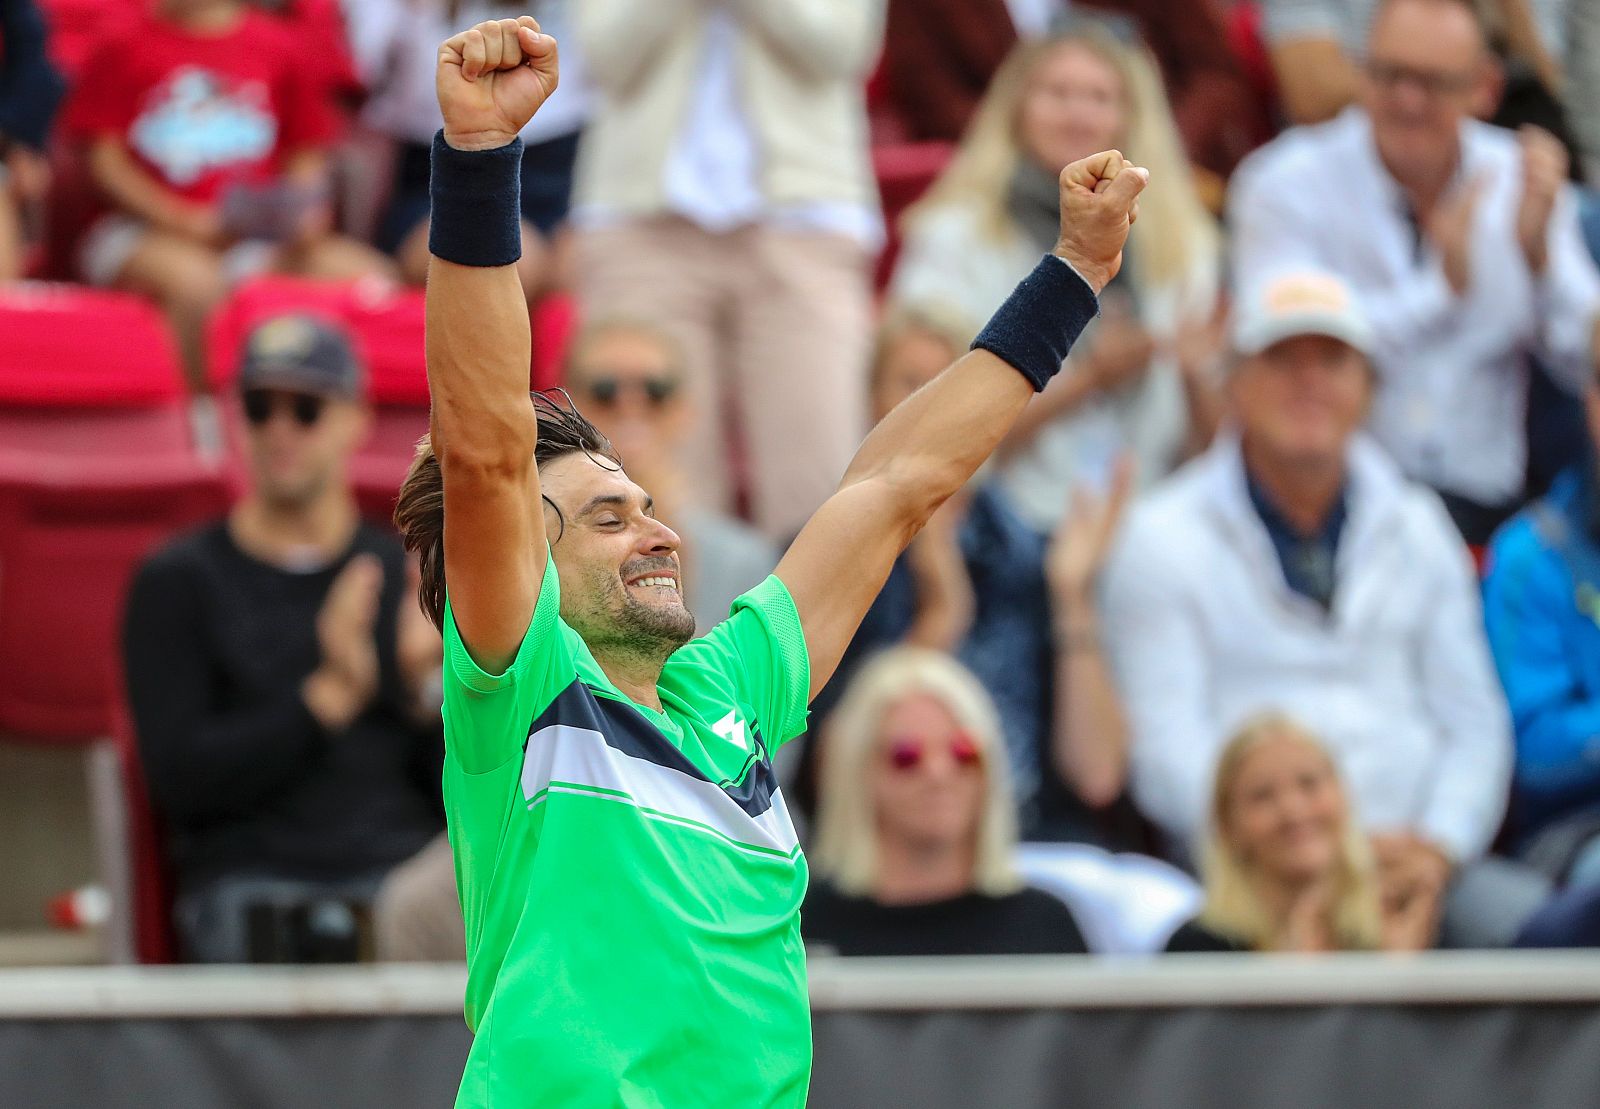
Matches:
[3,952,1600,1107]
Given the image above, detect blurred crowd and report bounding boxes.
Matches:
[8,0,1600,961]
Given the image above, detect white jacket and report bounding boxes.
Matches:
[891,201,1219,531]
[1101,432,1513,861]
[572,0,882,214]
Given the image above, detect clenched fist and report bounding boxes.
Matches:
[1052,150,1149,296]
[437,16,559,152]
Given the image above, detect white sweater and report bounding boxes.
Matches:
[1100,433,1513,861]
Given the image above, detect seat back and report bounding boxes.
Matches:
[0,283,186,408]
[0,458,233,739]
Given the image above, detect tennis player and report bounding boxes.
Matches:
[398,16,1146,1107]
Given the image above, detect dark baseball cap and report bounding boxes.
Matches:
[237,314,364,399]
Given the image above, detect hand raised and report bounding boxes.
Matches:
[1052,150,1149,296]
[1046,454,1134,601]
[437,16,559,152]
[1516,125,1567,275]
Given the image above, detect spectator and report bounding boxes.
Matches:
[880,0,1266,180]
[804,647,1089,957]
[1102,270,1548,948]
[1570,0,1600,183]
[893,22,1224,535]
[1231,0,1600,544]
[122,314,446,963]
[1166,714,1441,953]
[0,0,65,280]
[798,309,1136,846]
[1483,366,1600,888]
[63,0,395,385]
[563,318,778,636]
[569,0,883,540]
[344,0,591,300]
[1259,0,1572,126]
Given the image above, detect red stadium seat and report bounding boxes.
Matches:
[0,284,197,459]
[0,456,233,740]
[871,141,955,290]
[0,283,185,406]
[109,706,177,964]
[208,276,430,404]
[532,292,578,392]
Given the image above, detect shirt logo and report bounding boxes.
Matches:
[713,710,752,752]
[130,67,277,186]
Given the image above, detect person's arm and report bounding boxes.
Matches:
[0,0,66,150]
[1411,500,1515,861]
[1533,183,1600,390]
[1258,0,1360,123]
[428,17,559,673]
[1098,513,1220,844]
[899,497,975,651]
[724,0,886,80]
[85,137,221,242]
[777,152,1149,699]
[1483,520,1600,809]
[122,558,329,826]
[572,0,697,94]
[1045,460,1134,810]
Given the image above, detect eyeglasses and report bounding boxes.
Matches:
[582,377,680,407]
[885,734,983,772]
[1365,60,1477,98]
[242,389,326,428]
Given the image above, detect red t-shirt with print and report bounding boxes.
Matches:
[65,8,340,205]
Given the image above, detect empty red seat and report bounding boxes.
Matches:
[0,283,185,407]
[0,457,233,739]
[871,141,955,289]
[0,284,197,460]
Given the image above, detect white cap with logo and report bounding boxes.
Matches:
[1231,270,1373,357]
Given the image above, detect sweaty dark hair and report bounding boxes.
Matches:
[394,389,621,631]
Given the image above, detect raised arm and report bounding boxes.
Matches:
[429,17,558,673]
[777,152,1148,698]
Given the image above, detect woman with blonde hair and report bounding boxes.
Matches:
[803,647,1088,956]
[891,18,1225,533]
[1165,714,1441,953]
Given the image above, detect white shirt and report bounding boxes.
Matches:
[1229,108,1600,507]
[647,5,881,246]
[347,0,593,145]
[1100,432,1513,862]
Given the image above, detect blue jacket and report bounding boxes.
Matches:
[1484,465,1600,841]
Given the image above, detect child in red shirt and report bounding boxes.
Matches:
[66,0,392,384]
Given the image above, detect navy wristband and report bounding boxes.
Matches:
[428,130,523,267]
[971,255,1100,391]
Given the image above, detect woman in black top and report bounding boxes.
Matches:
[803,647,1087,957]
[1163,714,1437,954]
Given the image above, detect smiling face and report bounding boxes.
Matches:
[540,451,695,657]
[1231,335,1371,471]
[240,389,369,511]
[1221,734,1347,886]
[1017,40,1128,176]
[870,692,987,860]
[1362,0,1497,190]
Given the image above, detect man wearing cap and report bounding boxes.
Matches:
[122,313,448,963]
[1101,270,1548,948]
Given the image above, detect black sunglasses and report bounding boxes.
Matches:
[583,377,680,407]
[242,389,326,428]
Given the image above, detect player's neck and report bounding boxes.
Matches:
[871,838,977,906]
[593,653,667,712]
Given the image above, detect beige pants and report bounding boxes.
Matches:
[373,832,464,962]
[575,217,872,540]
